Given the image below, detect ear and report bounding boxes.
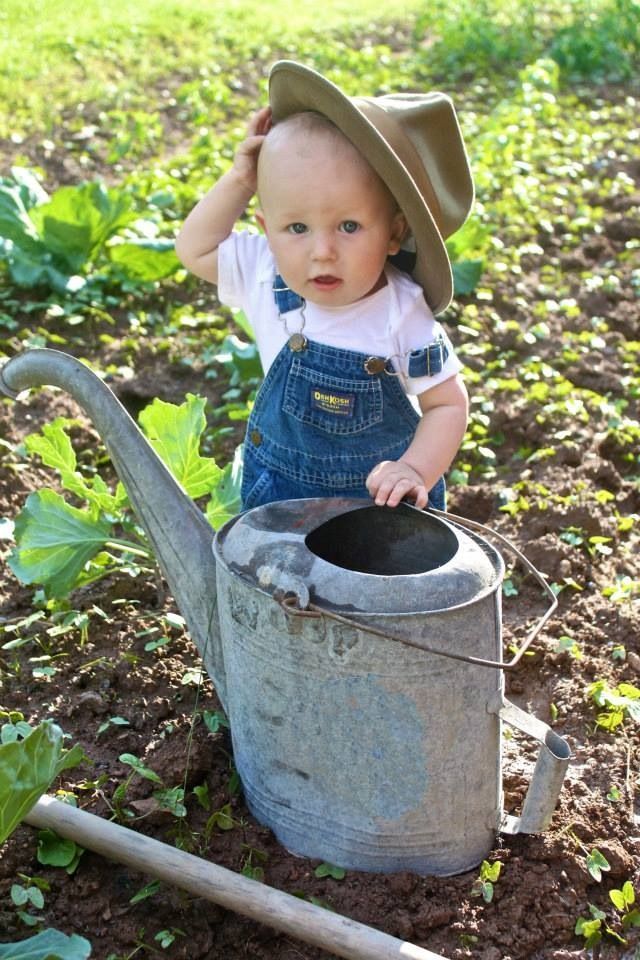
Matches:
[255,209,267,233]
[388,211,408,256]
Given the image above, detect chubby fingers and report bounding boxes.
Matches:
[248,106,273,137]
[366,460,429,509]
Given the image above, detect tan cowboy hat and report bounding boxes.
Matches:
[268,60,474,315]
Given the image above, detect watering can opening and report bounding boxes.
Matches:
[304,503,459,576]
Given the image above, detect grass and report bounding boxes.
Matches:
[0,0,424,135]
[2,0,638,141]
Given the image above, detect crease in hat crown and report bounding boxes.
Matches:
[267,59,474,315]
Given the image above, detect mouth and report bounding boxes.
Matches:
[311,275,342,291]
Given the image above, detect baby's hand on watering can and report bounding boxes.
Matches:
[366,460,429,509]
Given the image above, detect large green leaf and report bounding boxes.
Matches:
[446,215,491,261]
[10,257,80,293]
[109,238,180,281]
[0,928,91,959]
[205,445,243,530]
[214,334,263,385]
[230,309,256,343]
[8,489,113,597]
[25,418,79,476]
[0,721,83,845]
[447,215,489,296]
[2,167,50,209]
[138,394,223,499]
[0,238,80,291]
[0,175,135,288]
[0,184,44,256]
[0,183,81,292]
[25,420,128,515]
[29,182,133,273]
[452,259,485,295]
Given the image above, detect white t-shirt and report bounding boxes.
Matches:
[217,230,462,396]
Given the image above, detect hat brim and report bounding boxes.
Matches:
[268,60,453,314]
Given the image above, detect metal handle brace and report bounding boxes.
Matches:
[278,506,558,672]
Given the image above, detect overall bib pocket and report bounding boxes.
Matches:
[283,358,384,436]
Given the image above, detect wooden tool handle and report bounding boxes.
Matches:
[25,796,447,960]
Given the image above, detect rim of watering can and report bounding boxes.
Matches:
[216,538,503,614]
[278,506,558,671]
[215,499,504,611]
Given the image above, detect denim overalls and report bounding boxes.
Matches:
[240,276,448,511]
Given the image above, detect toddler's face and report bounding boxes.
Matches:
[256,125,406,307]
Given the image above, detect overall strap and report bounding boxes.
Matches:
[272,272,448,378]
[273,274,305,314]
[407,337,449,377]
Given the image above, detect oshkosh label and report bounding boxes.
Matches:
[310,386,355,416]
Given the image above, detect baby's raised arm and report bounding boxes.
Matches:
[174,106,272,284]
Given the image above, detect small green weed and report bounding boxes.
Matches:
[109,753,186,822]
[97,716,130,738]
[586,848,611,882]
[37,825,83,875]
[610,881,640,929]
[556,635,583,660]
[201,710,230,734]
[241,846,268,881]
[587,680,640,732]
[204,803,237,838]
[314,863,346,880]
[575,880,640,949]
[603,576,640,603]
[129,880,162,905]
[471,859,502,902]
[559,526,613,559]
[154,928,186,949]
[575,904,618,949]
[10,874,48,928]
[193,782,210,811]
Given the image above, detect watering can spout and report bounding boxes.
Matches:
[493,696,572,835]
[0,348,226,709]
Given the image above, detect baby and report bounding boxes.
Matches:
[176,60,474,511]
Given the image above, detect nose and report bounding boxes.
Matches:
[311,230,337,262]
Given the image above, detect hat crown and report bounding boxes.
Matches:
[353,93,474,240]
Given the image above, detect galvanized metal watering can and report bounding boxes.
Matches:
[1,349,571,876]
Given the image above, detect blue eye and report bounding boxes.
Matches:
[340,220,360,234]
[287,223,307,234]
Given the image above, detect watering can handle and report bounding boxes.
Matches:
[279,506,558,672]
[428,505,559,668]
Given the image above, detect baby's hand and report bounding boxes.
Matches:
[232,107,272,193]
[366,460,429,509]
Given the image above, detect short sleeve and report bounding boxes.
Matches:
[217,230,272,311]
[386,268,463,395]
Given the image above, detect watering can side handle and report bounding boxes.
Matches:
[490,694,572,835]
[424,506,559,669]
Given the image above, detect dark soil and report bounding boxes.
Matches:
[1,95,639,960]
